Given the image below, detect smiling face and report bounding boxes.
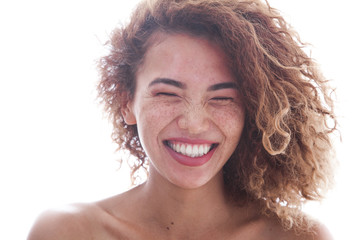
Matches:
[123,33,245,189]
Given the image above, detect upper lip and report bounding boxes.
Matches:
[164,137,218,145]
[163,138,219,155]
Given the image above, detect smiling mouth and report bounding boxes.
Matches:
[164,140,218,158]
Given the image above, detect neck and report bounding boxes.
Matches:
[138,166,239,237]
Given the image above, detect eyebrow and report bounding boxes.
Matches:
[207,82,237,91]
[148,78,186,89]
[148,78,237,91]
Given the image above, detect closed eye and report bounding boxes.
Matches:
[211,97,233,101]
[155,92,179,97]
[209,97,235,106]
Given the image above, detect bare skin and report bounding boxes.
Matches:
[28,34,333,240]
[27,177,332,240]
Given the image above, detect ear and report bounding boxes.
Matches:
[121,102,137,125]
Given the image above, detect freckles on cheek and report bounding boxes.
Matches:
[213,107,245,135]
[140,103,179,126]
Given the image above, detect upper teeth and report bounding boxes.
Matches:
[168,142,212,157]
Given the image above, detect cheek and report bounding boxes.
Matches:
[211,105,245,139]
[135,102,182,162]
[136,101,180,133]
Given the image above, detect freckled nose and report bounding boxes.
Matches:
[178,105,210,134]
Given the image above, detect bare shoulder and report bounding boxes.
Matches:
[286,222,334,240]
[94,186,151,238]
[282,222,334,240]
[27,203,101,240]
[247,215,334,240]
[278,220,333,240]
[27,187,146,240]
[310,222,334,240]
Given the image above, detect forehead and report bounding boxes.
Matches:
[136,32,234,84]
[145,32,227,62]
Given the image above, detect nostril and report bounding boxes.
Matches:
[177,106,210,133]
[178,117,187,129]
[178,119,210,135]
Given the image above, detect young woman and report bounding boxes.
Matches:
[28,0,336,239]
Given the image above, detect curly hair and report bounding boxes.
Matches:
[97,0,337,232]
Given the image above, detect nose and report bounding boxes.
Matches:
[177,103,210,135]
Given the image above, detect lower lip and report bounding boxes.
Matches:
[165,144,216,167]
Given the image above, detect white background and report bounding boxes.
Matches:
[0,0,359,239]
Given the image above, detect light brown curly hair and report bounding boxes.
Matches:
[97,0,337,232]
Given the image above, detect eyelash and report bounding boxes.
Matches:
[155,92,234,103]
[155,92,178,97]
[211,97,233,101]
